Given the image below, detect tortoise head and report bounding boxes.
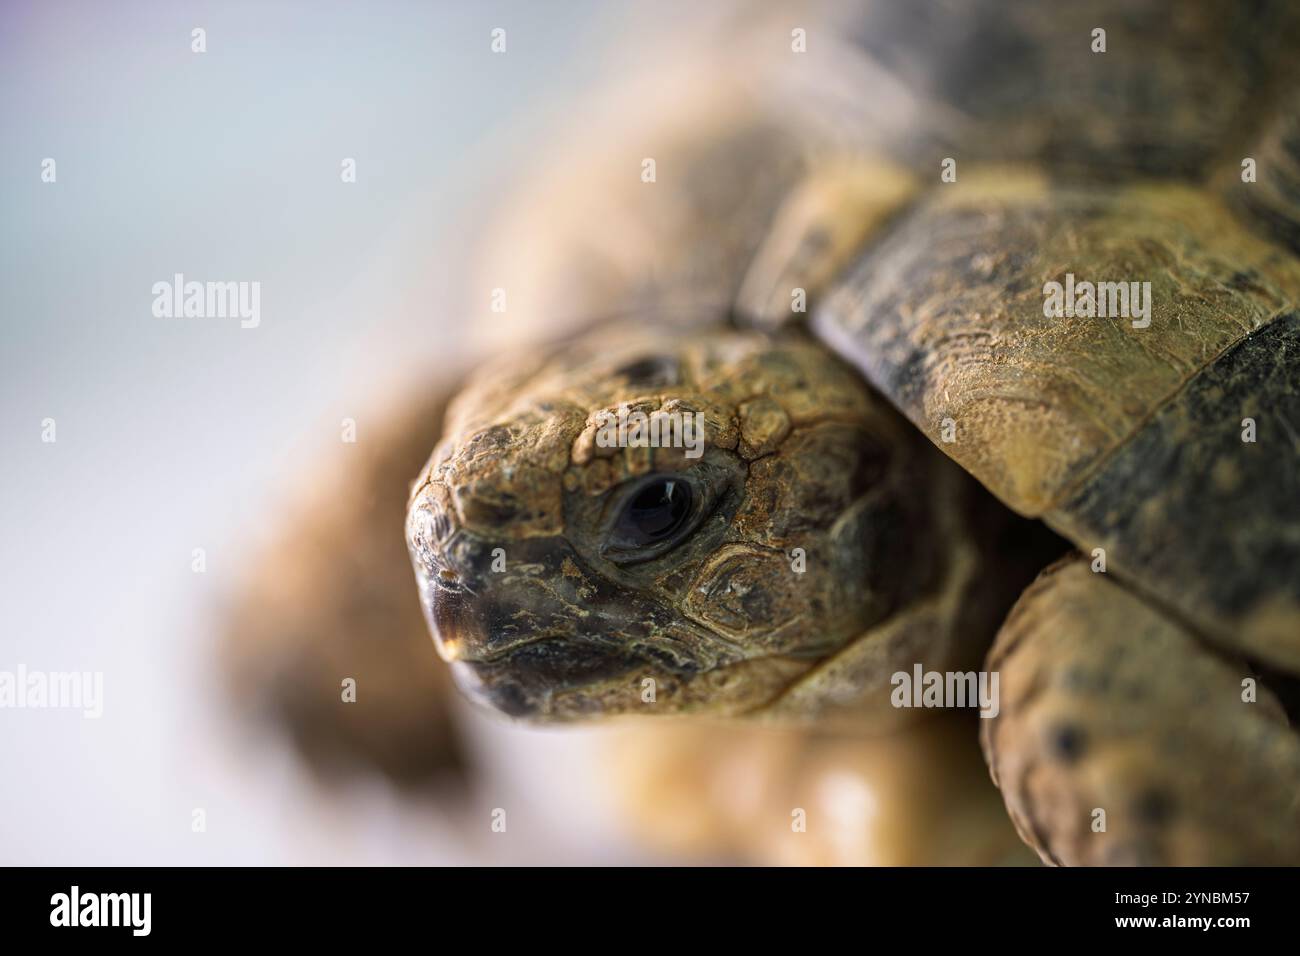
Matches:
[406,321,948,721]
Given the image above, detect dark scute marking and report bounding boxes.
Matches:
[1226,96,1300,256]
[1235,189,1300,257]
[815,199,1044,421]
[1226,269,1262,294]
[1048,723,1087,764]
[844,0,1040,122]
[1133,789,1177,827]
[1057,311,1300,646]
[841,0,1300,179]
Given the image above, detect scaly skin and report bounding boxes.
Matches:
[983,558,1300,866]
[406,320,1055,724]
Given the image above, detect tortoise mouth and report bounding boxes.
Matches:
[444,636,645,721]
[441,628,564,666]
[423,569,648,719]
[427,579,569,666]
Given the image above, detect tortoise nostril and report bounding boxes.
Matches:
[409,492,477,600]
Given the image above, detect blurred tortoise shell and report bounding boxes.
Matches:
[480,0,1300,676]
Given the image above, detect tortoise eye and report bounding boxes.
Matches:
[604,475,700,563]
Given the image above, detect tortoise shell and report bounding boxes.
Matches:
[481,0,1300,673]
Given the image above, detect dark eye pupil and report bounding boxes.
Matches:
[621,479,692,543]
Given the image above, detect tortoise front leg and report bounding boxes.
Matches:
[981,557,1300,866]
[222,382,467,786]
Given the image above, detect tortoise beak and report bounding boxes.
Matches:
[408,491,648,720]
[443,633,648,721]
[425,583,480,664]
[420,568,554,718]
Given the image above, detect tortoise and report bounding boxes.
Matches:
[230,0,1300,866]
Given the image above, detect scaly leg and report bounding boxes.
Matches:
[982,557,1300,865]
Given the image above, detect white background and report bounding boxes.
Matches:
[0,0,731,865]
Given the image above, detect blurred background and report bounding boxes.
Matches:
[0,0,733,865]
